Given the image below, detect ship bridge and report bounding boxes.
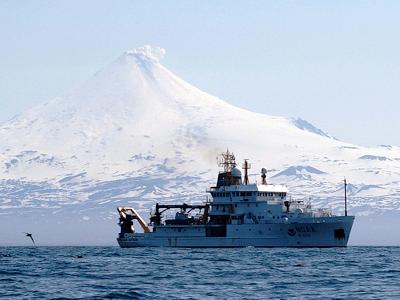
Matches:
[208,183,288,204]
[208,150,288,204]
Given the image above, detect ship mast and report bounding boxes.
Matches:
[242,159,251,185]
[218,149,236,172]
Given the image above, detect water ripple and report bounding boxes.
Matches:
[0,246,399,299]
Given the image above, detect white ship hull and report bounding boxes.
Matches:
[117,216,354,248]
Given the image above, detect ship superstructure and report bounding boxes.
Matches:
[117,151,354,247]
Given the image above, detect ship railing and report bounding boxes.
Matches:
[282,199,313,214]
[285,196,314,209]
[313,208,333,217]
[268,199,284,205]
[206,187,219,192]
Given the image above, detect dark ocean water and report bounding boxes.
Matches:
[0,246,399,299]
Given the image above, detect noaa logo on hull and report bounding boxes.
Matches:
[288,228,296,236]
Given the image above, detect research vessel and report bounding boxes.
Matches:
[117,151,354,247]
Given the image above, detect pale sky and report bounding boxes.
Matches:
[1,1,399,146]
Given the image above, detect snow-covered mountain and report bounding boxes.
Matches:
[1,46,399,245]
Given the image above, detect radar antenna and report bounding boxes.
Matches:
[218,149,236,172]
[261,168,267,185]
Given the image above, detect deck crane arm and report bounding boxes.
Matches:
[117,207,151,233]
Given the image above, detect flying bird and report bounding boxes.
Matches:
[23,232,35,245]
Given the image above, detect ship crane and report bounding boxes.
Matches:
[150,203,209,226]
[117,207,150,233]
